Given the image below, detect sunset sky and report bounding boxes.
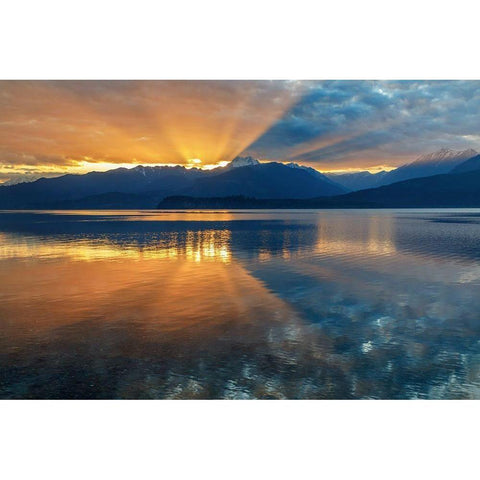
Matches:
[1,80,480,184]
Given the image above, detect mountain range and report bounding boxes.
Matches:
[326,148,478,191]
[159,167,480,209]
[1,148,480,209]
[0,156,346,209]
[317,167,480,208]
[158,149,480,209]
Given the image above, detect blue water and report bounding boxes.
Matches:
[1,209,480,399]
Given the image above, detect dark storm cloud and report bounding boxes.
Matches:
[293,130,402,163]
[245,80,480,168]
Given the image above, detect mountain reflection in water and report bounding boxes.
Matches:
[1,209,480,399]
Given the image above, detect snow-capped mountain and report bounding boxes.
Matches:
[0,156,347,208]
[412,148,477,166]
[286,162,323,177]
[328,148,479,191]
[228,156,261,168]
[380,148,478,185]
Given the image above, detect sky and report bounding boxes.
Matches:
[1,80,480,184]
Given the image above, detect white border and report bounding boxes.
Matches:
[1,400,479,479]
[1,0,479,79]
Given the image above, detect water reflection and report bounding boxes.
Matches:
[315,213,397,258]
[1,209,480,399]
[0,229,232,263]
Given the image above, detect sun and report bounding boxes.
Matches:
[188,158,202,165]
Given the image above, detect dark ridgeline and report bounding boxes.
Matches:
[181,161,346,198]
[451,154,480,174]
[320,168,480,208]
[326,148,478,191]
[158,150,480,209]
[0,165,204,209]
[2,150,480,209]
[0,159,346,209]
[159,163,480,209]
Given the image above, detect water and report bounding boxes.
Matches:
[1,209,480,399]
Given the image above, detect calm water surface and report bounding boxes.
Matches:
[1,209,480,399]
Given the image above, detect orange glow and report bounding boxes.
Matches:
[0,228,233,263]
[1,81,431,182]
[318,165,398,174]
[0,229,305,341]
[0,81,305,179]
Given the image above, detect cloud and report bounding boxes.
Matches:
[0,80,305,170]
[1,80,480,175]
[245,80,480,169]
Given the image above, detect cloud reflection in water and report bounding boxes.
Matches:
[0,209,480,399]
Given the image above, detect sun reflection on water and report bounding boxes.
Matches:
[0,229,232,263]
[1,210,480,399]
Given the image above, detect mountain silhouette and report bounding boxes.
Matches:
[328,148,478,191]
[317,164,480,208]
[159,158,480,209]
[0,157,346,209]
[181,162,346,199]
[450,154,480,174]
[325,170,389,191]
